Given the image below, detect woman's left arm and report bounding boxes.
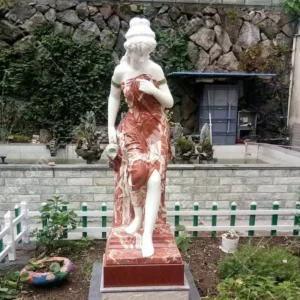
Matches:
[137,65,174,108]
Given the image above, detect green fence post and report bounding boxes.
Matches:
[41,202,48,228]
[175,202,180,237]
[14,205,22,244]
[193,202,199,237]
[230,202,236,227]
[102,203,107,239]
[212,202,218,237]
[248,201,257,237]
[271,201,279,236]
[62,204,68,238]
[82,202,87,238]
[293,202,300,236]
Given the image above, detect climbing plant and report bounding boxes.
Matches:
[282,0,300,17]
[0,23,115,137]
[153,27,193,75]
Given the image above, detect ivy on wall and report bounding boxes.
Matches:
[0,24,115,137]
[283,0,300,17]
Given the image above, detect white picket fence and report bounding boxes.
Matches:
[0,202,30,262]
[1,201,300,262]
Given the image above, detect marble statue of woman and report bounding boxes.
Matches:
[107,17,174,258]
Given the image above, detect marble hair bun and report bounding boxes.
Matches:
[124,17,156,51]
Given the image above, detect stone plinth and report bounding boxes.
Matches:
[88,263,201,300]
[103,224,184,287]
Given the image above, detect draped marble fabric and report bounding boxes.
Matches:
[111,73,172,227]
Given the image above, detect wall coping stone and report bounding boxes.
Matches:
[1,164,300,171]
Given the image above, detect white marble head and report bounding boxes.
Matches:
[121,17,157,65]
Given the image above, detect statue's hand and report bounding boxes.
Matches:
[137,79,157,96]
[108,127,117,144]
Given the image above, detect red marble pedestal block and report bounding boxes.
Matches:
[104,224,184,287]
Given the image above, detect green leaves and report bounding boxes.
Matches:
[283,0,300,16]
[33,195,78,250]
[49,262,61,274]
[0,23,116,138]
[175,232,191,252]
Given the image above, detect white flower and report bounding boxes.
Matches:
[283,260,287,264]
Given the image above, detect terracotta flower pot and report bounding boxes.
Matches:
[20,257,73,285]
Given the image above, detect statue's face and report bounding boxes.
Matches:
[129,49,150,65]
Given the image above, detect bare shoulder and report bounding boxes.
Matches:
[148,61,165,79]
[112,63,126,84]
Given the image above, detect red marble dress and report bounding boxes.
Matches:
[112,73,172,228]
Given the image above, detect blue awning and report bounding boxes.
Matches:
[168,72,277,79]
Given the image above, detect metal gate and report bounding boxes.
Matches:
[199,85,239,145]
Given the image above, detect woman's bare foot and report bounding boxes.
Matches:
[142,233,154,257]
[125,217,142,234]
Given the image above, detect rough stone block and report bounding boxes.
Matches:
[182,186,206,193]
[82,186,106,194]
[287,185,300,193]
[14,195,41,203]
[55,170,81,177]
[259,170,289,177]
[223,0,245,3]
[55,186,81,194]
[246,177,273,185]
[207,170,234,177]
[207,185,231,193]
[289,170,300,176]
[169,193,193,201]
[219,193,243,201]
[0,171,24,178]
[106,171,115,178]
[67,178,93,185]
[205,201,229,208]
[220,177,245,185]
[257,185,288,193]
[25,170,53,177]
[274,177,300,185]
[166,185,182,193]
[194,178,220,185]
[234,170,259,177]
[94,193,114,202]
[5,178,39,186]
[106,186,115,194]
[0,178,4,186]
[68,194,93,202]
[245,0,271,4]
[81,170,107,177]
[169,178,195,185]
[194,193,217,201]
[0,187,26,195]
[39,178,67,185]
[231,185,257,193]
[26,186,55,195]
[182,170,207,178]
[94,178,115,185]
[166,170,182,178]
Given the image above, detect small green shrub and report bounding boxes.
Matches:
[175,137,194,153]
[33,196,77,250]
[7,134,30,143]
[226,8,240,24]
[219,244,300,283]
[205,275,300,300]
[175,225,191,252]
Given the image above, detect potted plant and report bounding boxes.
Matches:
[21,196,77,285]
[20,256,73,285]
[73,111,107,164]
[220,230,239,253]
